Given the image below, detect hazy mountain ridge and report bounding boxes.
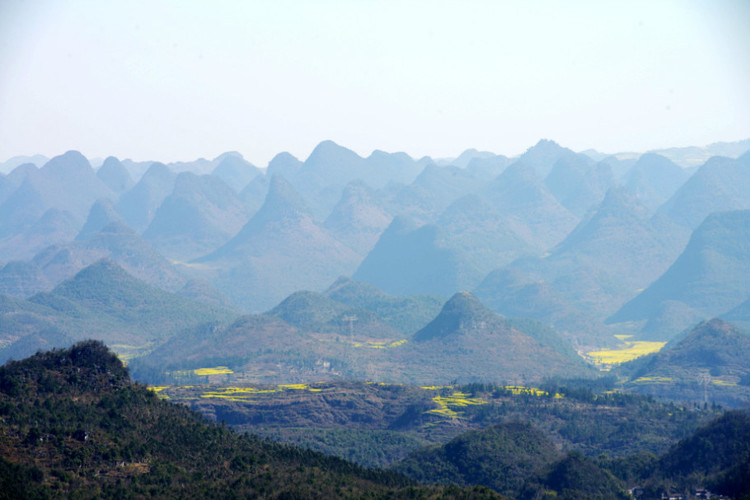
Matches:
[0,259,233,364]
[194,174,361,311]
[1,138,749,354]
[143,171,250,260]
[609,210,750,337]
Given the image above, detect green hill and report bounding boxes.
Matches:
[37,259,231,331]
[402,292,593,383]
[616,319,750,407]
[128,313,324,383]
[0,260,234,364]
[521,452,629,500]
[413,291,497,342]
[267,290,400,339]
[324,276,443,335]
[650,410,750,499]
[392,421,560,497]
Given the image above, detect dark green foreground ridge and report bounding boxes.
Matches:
[0,341,500,499]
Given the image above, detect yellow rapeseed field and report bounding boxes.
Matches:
[633,376,673,384]
[426,392,487,419]
[586,340,666,366]
[711,379,737,386]
[193,366,234,376]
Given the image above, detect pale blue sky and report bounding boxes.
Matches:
[1,0,749,165]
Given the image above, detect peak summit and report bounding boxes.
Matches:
[413,291,497,341]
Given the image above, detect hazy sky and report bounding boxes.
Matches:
[1,0,749,166]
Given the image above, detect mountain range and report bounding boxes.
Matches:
[0,138,749,370]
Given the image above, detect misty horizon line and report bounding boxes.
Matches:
[4,136,750,171]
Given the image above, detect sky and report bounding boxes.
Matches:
[1,0,749,166]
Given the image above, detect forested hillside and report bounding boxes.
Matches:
[0,341,501,499]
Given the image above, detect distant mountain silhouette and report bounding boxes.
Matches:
[0,208,80,262]
[0,153,47,173]
[266,141,424,221]
[544,152,615,217]
[659,155,750,229]
[721,297,750,333]
[0,163,38,205]
[609,210,750,338]
[143,172,249,260]
[473,268,610,349]
[449,148,497,168]
[283,140,367,218]
[97,156,135,194]
[518,139,577,178]
[211,153,262,192]
[75,199,124,241]
[323,181,392,255]
[116,162,176,232]
[353,216,478,297]
[384,163,490,224]
[622,153,687,211]
[266,151,303,178]
[238,173,270,217]
[510,187,689,321]
[0,221,194,301]
[0,151,112,237]
[0,260,53,297]
[437,193,537,277]
[464,154,510,179]
[480,161,578,249]
[363,149,423,187]
[196,175,360,312]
